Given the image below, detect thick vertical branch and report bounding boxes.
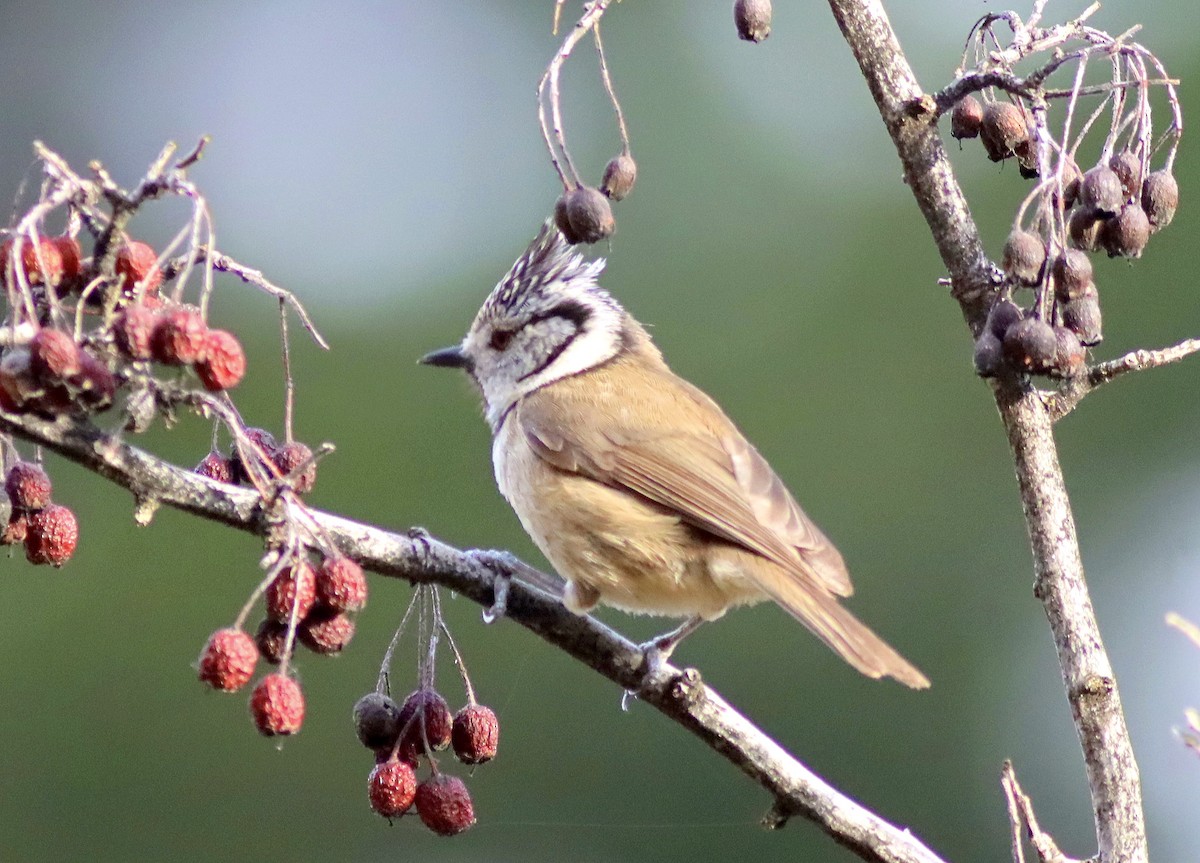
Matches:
[825,1,1147,861]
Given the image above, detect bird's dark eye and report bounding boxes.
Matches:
[489,329,515,352]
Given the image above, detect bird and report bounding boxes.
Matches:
[421,223,929,689]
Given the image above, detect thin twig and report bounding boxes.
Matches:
[1047,337,1200,421]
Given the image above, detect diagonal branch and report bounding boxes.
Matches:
[826,1,1146,861]
[0,408,948,863]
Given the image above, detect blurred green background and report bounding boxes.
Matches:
[1,1,1198,860]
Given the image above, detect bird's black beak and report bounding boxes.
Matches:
[419,345,471,370]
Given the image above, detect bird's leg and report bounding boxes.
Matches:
[621,616,706,711]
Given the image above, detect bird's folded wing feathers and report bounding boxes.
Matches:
[520,396,852,597]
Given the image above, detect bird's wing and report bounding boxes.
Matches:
[518,372,853,597]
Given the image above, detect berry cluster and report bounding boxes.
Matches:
[943,10,1182,381]
[354,584,497,836]
[194,428,318,495]
[196,549,368,737]
[1,460,77,565]
[553,151,637,246]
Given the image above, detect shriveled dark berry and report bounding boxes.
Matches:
[1101,204,1151,259]
[229,427,278,484]
[194,451,234,484]
[354,692,402,751]
[1049,326,1085,379]
[563,186,615,244]
[1108,151,1141,201]
[986,298,1023,339]
[980,101,1028,162]
[600,153,637,201]
[1055,159,1083,210]
[973,331,1004,378]
[74,351,116,412]
[253,618,289,665]
[1080,166,1124,215]
[398,688,453,754]
[1015,139,1039,178]
[733,0,772,42]
[950,95,984,140]
[1141,169,1178,231]
[29,329,81,383]
[1051,249,1094,301]
[1002,229,1045,286]
[1002,315,1057,374]
[1067,207,1103,252]
[1062,287,1102,346]
[452,704,499,765]
[553,194,582,245]
[272,441,316,493]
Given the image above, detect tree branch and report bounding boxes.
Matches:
[0,409,946,863]
[826,1,1147,861]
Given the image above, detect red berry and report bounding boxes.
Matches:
[5,462,52,511]
[368,758,418,818]
[398,689,453,754]
[452,704,499,765]
[265,561,317,623]
[415,774,475,836]
[197,628,259,692]
[1,513,28,545]
[297,609,356,655]
[0,237,64,286]
[249,673,305,736]
[25,503,78,566]
[253,618,290,665]
[29,328,82,383]
[194,329,246,391]
[74,351,116,412]
[113,304,159,361]
[272,441,316,493]
[114,241,162,296]
[229,427,278,485]
[151,308,208,366]
[194,451,234,484]
[316,555,367,612]
[354,692,402,751]
[49,236,82,281]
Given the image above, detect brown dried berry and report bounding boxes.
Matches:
[29,329,81,383]
[273,441,317,493]
[5,462,52,511]
[354,692,402,751]
[1108,151,1141,201]
[113,304,159,361]
[564,186,615,244]
[1002,315,1057,374]
[600,153,637,201]
[1049,326,1085,379]
[1101,204,1151,259]
[1015,139,1039,179]
[452,704,499,765]
[253,618,290,665]
[950,95,983,140]
[49,236,82,282]
[986,298,1023,340]
[25,503,78,566]
[1080,166,1124,216]
[552,195,582,245]
[1055,160,1083,210]
[297,609,356,655]
[229,427,278,485]
[1062,286,1102,346]
[415,774,475,836]
[74,351,116,412]
[194,451,234,484]
[1141,169,1178,231]
[265,561,318,623]
[369,758,418,819]
[1068,207,1104,252]
[197,628,259,692]
[398,689,453,754]
[0,237,64,286]
[316,555,368,613]
[980,101,1028,162]
[1001,229,1045,286]
[249,673,305,736]
[1051,250,1094,301]
[114,241,162,297]
[151,308,208,365]
[194,329,246,391]
[733,0,771,42]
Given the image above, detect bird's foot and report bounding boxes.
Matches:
[621,617,706,710]
[465,549,519,624]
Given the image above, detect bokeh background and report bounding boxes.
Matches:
[0,1,1197,861]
